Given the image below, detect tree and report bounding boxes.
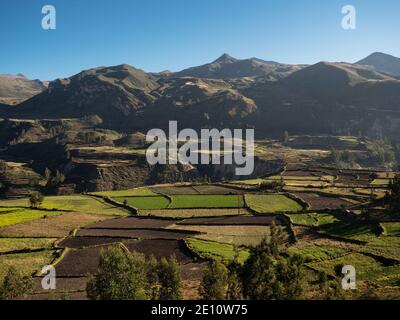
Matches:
[158,256,182,300]
[387,174,400,210]
[200,259,228,300]
[87,246,149,300]
[146,255,160,300]
[0,267,34,300]
[29,191,44,208]
[241,223,305,300]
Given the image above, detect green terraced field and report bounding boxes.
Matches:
[0,208,63,228]
[185,238,249,264]
[245,194,302,213]
[91,187,158,197]
[288,213,339,227]
[113,196,170,209]
[307,252,385,281]
[169,195,244,209]
[0,196,128,216]
[288,244,349,262]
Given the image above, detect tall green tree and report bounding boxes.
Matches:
[200,259,228,300]
[87,246,149,300]
[158,256,182,300]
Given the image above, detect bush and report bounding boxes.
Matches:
[0,267,34,300]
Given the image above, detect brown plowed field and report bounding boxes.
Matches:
[59,236,127,249]
[178,215,286,226]
[124,239,196,263]
[85,217,178,229]
[76,228,198,239]
[294,192,353,210]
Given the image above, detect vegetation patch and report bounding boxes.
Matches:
[0,250,56,280]
[288,244,349,262]
[245,194,302,213]
[138,208,251,218]
[0,212,113,238]
[171,225,273,246]
[185,238,249,264]
[169,195,244,209]
[381,222,400,237]
[112,196,170,210]
[288,213,339,227]
[0,208,63,228]
[0,238,56,253]
[91,187,158,197]
[307,252,384,281]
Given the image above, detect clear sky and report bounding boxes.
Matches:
[1,0,399,80]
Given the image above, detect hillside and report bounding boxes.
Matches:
[0,74,47,105]
[356,52,400,77]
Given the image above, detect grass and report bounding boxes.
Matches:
[288,213,339,227]
[319,221,380,243]
[185,238,249,264]
[0,208,63,228]
[245,194,302,213]
[307,252,383,281]
[138,208,250,218]
[0,238,56,253]
[371,179,390,186]
[0,196,128,216]
[169,195,244,209]
[112,196,170,209]
[91,187,158,197]
[288,244,349,262]
[171,225,272,246]
[0,212,114,238]
[381,223,400,237]
[0,250,56,280]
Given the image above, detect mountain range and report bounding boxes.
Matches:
[1,52,400,139]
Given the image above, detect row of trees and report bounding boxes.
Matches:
[86,245,181,300]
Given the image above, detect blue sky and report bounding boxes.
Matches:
[1,0,399,80]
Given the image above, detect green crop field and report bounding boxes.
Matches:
[138,208,250,218]
[113,196,170,209]
[288,213,338,227]
[91,187,158,197]
[0,238,56,253]
[169,195,244,209]
[0,208,63,228]
[0,196,128,216]
[185,238,249,264]
[245,194,302,213]
[318,221,380,243]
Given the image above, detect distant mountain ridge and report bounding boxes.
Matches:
[171,53,305,80]
[356,52,400,77]
[2,52,400,139]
